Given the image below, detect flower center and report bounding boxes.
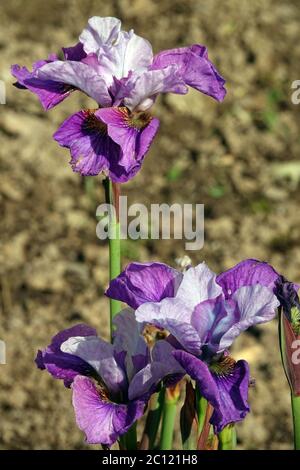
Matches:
[82,109,107,134]
[119,107,152,130]
[209,355,236,377]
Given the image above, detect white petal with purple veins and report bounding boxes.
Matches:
[61,336,126,394]
[36,61,111,106]
[79,16,121,54]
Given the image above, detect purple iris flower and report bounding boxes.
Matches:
[36,309,180,446]
[12,16,226,182]
[106,259,280,432]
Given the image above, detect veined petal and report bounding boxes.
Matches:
[36,61,111,106]
[106,261,182,309]
[173,351,250,432]
[61,336,127,395]
[218,285,279,351]
[97,107,159,172]
[128,340,184,400]
[35,324,96,387]
[79,16,122,54]
[72,376,146,446]
[191,295,228,347]
[175,262,222,310]
[210,360,250,432]
[216,259,280,299]
[173,351,220,409]
[152,44,226,102]
[123,66,187,111]
[136,297,201,355]
[53,110,118,177]
[112,308,149,380]
[11,56,74,110]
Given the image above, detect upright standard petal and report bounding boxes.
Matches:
[175,262,222,310]
[35,324,96,387]
[11,56,74,110]
[216,259,280,299]
[123,66,187,111]
[72,376,146,446]
[191,295,228,348]
[136,297,201,355]
[79,16,122,54]
[128,341,184,400]
[106,261,182,309]
[217,285,279,351]
[113,308,149,380]
[152,44,226,102]
[61,336,127,396]
[36,61,112,107]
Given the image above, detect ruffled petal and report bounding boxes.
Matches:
[53,110,119,177]
[152,44,226,102]
[136,297,201,355]
[11,56,74,110]
[35,324,96,387]
[218,285,279,351]
[112,308,149,380]
[79,16,122,54]
[123,66,187,111]
[97,107,159,173]
[36,61,111,106]
[210,360,250,432]
[191,295,228,347]
[175,262,222,310]
[173,351,250,432]
[216,259,280,299]
[61,336,127,396]
[72,376,146,446]
[106,261,182,309]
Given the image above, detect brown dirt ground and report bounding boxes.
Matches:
[0,0,300,450]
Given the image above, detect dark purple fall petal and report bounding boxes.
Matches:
[35,324,96,387]
[11,56,74,111]
[72,375,146,446]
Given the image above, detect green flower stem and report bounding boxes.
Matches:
[120,423,137,450]
[291,394,300,450]
[103,178,121,339]
[218,424,237,450]
[160,389,179,450]
[140,390,165,449]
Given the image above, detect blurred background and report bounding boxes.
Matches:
[0,0,300,450]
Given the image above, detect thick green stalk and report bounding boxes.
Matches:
[160,388,179,450]
[291,394,300,450]
[140,390,165,449]
[218,424,237,450]
[121,423,137,450]
[103,178,121,338]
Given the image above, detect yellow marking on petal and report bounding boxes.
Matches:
[209,355,236,377]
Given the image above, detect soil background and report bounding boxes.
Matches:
[1,0,300,450]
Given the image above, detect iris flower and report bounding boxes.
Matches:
[35,309,180,446]
[106,259,280,432]
[12,16,226,182]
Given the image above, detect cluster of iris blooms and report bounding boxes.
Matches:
[13,16,300,450]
